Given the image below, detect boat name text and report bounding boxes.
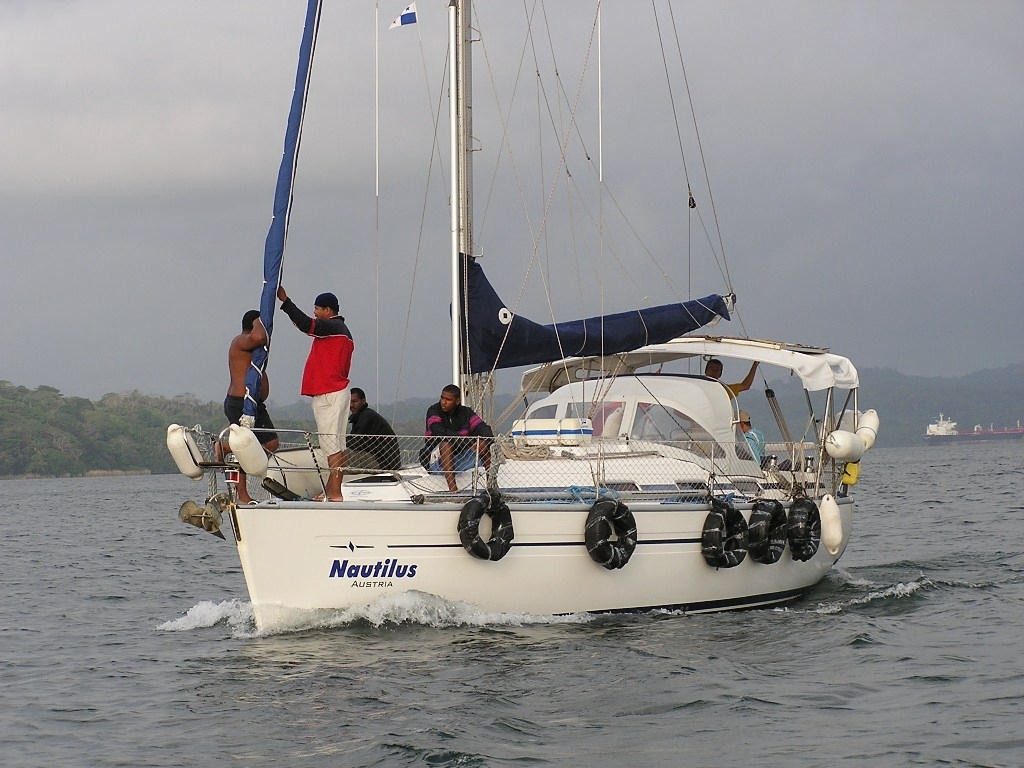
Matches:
[329,558,418,580]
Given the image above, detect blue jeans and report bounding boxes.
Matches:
[428,449,479,474]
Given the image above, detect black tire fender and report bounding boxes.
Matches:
[701,497,749,568]
[788,498,821,562]
[458,491,514,561]
[584,499,637,569]
[748,499,788,564]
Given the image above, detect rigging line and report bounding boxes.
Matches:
[649,0,730,295]
[508,2,726,304]
[527,2,602,364]
[475,0,542,249]
[536,1,600,320]
[392,31,451,414]
[687,175,693,373]
[468,0,560,374]
[530,1,711,299]
[560,138,730,296]
[476,0,592,301]
[549,165,731,297]
[485,1,603,378]
[538,0,597,326]
[666,0,732,290]
[597,2,605,373]
[374,2,381,402]
[587,357,626,418]
[477,2,585,394]
[650,0,693,194]
[535,0,594,325]
[537,0,589,366]
[538,0,557,295]
[477,0,677,320]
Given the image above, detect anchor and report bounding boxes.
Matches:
[178,492,230,539]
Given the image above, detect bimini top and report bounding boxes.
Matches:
[520,336,860,394]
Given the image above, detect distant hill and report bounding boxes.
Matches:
[2,365,1022,476]
[736,364,1024,448]
[855,364,1024,445]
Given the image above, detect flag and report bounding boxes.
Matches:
[389,2,417,29]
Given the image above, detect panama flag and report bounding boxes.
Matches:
[389,2,417,29]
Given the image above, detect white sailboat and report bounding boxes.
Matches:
[168,1,880,632]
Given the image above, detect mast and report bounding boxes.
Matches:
[448,0,473,398]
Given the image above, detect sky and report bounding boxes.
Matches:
[2,0,1022,409]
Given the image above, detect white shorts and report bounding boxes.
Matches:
[311,388,350,456]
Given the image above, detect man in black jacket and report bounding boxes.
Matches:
[347,387,401,471]
[421,384,493,491]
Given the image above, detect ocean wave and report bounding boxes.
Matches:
[155,598,253,632]
[250,591,597,635]
[812,575,933,614]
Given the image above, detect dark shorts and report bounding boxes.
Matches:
[224,395,278,445]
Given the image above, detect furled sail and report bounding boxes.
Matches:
[461,255,731,372]
[241,0,323,424]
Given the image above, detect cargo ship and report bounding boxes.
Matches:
[924,413,1024,444]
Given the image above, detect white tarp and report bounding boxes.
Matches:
[521,336,860,393]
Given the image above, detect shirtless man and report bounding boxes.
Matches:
[223,309,280,504]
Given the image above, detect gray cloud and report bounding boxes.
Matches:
[2,1,1022,407]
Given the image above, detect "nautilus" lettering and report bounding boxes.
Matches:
[329,558,418,579]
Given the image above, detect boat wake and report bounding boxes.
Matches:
[158,591,597,637]
[804,568,934,614]
[323,591,598,629]
[261,591,599,635]
[156,599,253,633]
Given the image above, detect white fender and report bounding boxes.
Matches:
[856,409,880,451]
[166,424,204,479]
[819,494,843,556]
[824,429,865,462]
[228,424,269,477]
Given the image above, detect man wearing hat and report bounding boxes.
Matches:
[277,285,355,501]
[738,410,765,463]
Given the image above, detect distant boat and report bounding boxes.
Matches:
[924,413,1024,444]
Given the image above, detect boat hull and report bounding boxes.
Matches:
[232,497,853,631]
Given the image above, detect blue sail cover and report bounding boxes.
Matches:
[242,0,323,423]
[462,256,731,372]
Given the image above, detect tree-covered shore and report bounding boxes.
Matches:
[4,364,1023,477]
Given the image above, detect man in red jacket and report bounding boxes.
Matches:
[277,285,355,501]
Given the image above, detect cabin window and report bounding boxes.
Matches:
[631,402,707,441]
[527,404,557,419]
[631,402,724,458]
[568,401,624,437]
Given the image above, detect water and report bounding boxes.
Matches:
[2,442,1022,767]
